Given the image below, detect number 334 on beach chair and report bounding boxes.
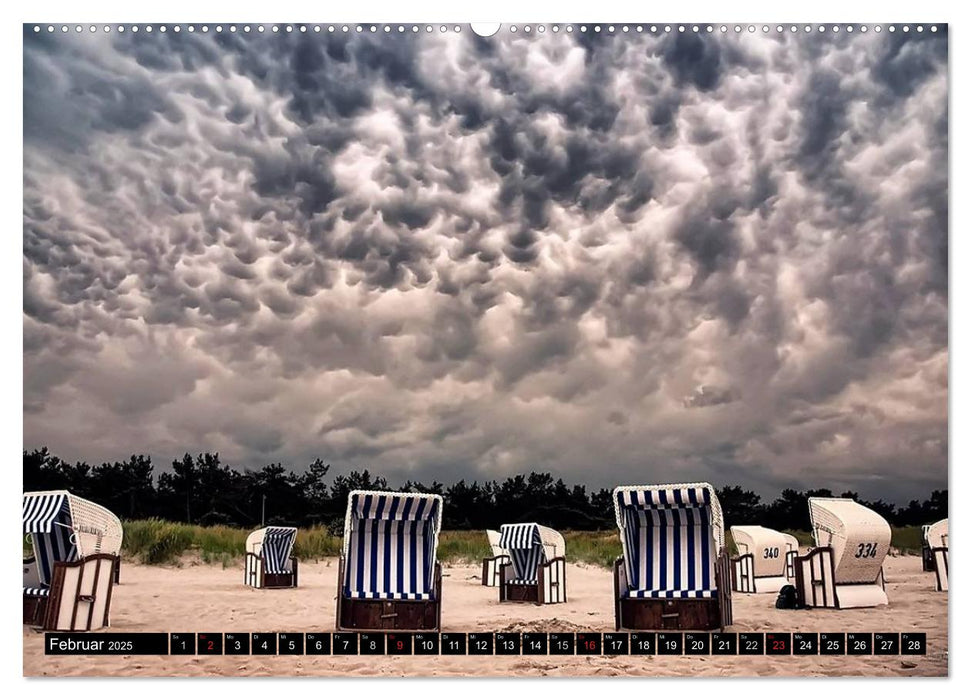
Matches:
[612,483,732,631]
[244,527,298,589]
[794,497,891,609]
[23,490,123,631]
[497,523,567,604]
[337,490,444,631]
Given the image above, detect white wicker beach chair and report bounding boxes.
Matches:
[497,523,567,604]
[925,518,948,592]
[23,490,122,631]
[336,490,443,631]
[730,525,792,594]
[481,529,510,587]
[794,497,890,608]
[612,483,732,630]
[244,526,298,589]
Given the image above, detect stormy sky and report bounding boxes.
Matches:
[23,26,948,501]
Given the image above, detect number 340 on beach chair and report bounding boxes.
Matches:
[730,525,799,594]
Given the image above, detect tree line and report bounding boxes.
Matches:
[23,448,947,533]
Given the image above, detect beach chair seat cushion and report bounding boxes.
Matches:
[625,587,716,599]
[24,586,50,597]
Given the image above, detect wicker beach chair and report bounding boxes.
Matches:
[793,497,890,608]
[23,490,122,631]
[244,526,298,589]
[481,529,511,587]
[925,518,948,592]
[497,523,567,604]
[336,490,444,631]
[730,525,792,594]
[612,483,732,631]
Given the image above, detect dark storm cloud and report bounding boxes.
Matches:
[22,27,947,501]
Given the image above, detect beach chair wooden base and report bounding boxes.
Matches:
[23,554,117,631]
[731,554,789,593]
[500,582,540,602]
[613,551,732,631]
[617,598,723,631]
[244,553,299,589]
[794,546,888,608]
[481,554,510,587]
[23,594,46,626]
[336,559,442,631]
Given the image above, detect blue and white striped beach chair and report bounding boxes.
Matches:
[612,483,732,630]
[244,526,298,589]
[337,490,444,631]
[497,523,567,604]
[23,490,122,631]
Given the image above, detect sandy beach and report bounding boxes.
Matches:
[23,555,947,677]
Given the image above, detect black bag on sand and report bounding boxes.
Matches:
[776,584,800,609]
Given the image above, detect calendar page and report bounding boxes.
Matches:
[22,18,948,679]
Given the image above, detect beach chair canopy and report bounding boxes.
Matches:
[23,490,122,593]
[486,529,507,558]
[613,483,724,599]
[782,532,800,554]
[926,519,948,548]
[498,523,564,584]
[730,525,788,578]
[342,490,443,601]
[246,526,297,574]
[808,498,890,584]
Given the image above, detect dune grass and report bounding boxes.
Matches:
[889,525,924,555]
[66,520,929,567]
[121,519,341,566]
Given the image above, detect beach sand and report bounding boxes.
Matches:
[23,554,947,677]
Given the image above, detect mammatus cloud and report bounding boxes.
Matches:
[23,26,948,501]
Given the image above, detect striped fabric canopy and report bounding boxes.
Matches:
[499,523,545,585]
[614,485,719,599]
[343,491,442,601]
[23,492,70,534]
[23,492,77,589]
[260,527,297,574]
